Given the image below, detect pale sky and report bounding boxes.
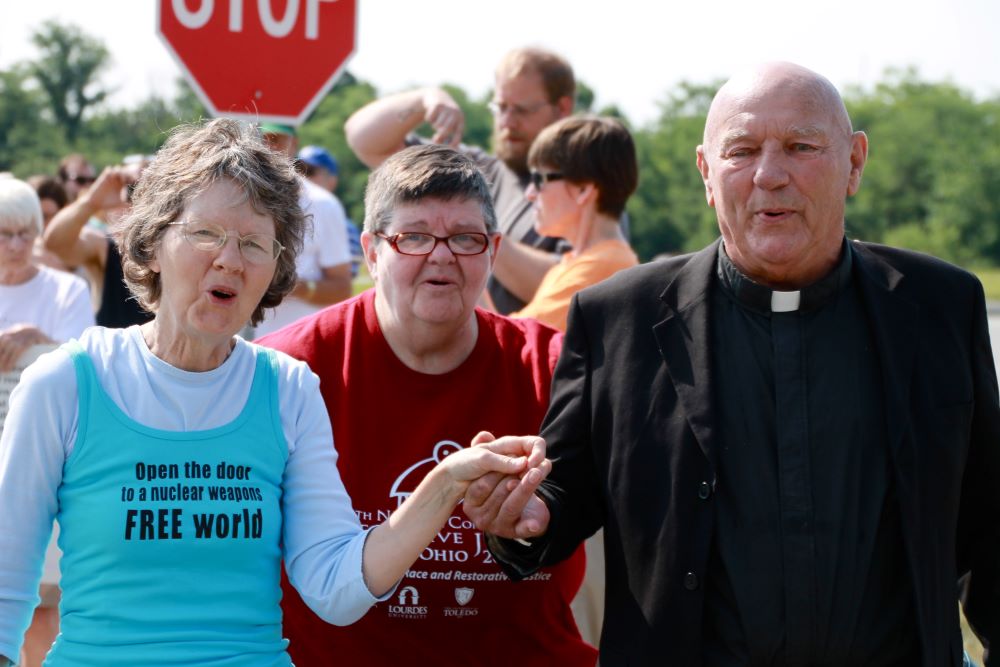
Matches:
[2,0,999,127]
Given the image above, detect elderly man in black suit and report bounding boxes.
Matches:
[463,62,1000,666]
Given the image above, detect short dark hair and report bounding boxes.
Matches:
[120,118,305,326]
[496,48,575,104]
[363,144,497,235]
[528,115,638,217]
[27,175,69,210]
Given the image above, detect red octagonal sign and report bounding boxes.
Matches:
[157,0,356,125]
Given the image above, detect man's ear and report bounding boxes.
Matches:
[696,145,715,207]
[846,131,868,197]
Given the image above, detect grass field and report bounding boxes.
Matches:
[351,261,373,296]
[974,268,1000,302]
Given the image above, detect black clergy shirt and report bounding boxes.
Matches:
[701,240,920,666]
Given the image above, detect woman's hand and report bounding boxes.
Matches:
[0,325,52,372]
[462,431,552,539]
[435,433,547,501]
[361,433,549,597]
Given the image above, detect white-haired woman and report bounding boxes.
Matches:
[0,178,93,372]
[0,177,93,667]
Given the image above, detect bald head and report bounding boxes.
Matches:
[695,62,868,289]
[704,62,853,151]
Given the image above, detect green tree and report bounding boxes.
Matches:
[845,69,1000,265]
[628,81,721,260]
[576,80,595,113]
[169,79,210,125]
[0,66,50,172]
[298,72,378,225]
[440,84,491,151]
[27,20,112,145]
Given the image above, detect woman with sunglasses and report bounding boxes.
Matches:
[0,120,542,667]
[509,115,639,332]
[504,115,639,646]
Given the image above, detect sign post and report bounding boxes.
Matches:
[157,0,357,125]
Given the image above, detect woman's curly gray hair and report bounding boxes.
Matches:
[119,118,305,326]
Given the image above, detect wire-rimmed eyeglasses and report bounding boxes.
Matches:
[167,221,284,264]
[375,231,491,256]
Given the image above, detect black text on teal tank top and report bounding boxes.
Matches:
[51,343,292,667]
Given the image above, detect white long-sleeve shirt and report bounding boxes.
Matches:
[0,326,386,660]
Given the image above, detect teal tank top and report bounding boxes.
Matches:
[48,342,291,666]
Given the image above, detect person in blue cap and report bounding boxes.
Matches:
[297,145,340,193]
[255,125,353,335]
[297,145,362,278]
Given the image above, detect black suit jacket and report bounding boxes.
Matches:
[491,239,1000,666]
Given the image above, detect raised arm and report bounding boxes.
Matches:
[345,87,465,169]
[491,237,561,305]
[42,166,130,270]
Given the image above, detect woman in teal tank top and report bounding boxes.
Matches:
[0,120,547,666]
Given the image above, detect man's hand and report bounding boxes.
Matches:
[347,87,465,168]
[462,431,552,540]
[421,87,465,146]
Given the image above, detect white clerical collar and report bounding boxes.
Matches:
[770,290,801,312]
[716,239,854,315]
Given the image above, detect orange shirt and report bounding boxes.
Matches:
[513,238,639,331]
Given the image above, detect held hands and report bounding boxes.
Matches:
[438,432,544,492]
[421,87,465,146]
[362,431,550,599]
[461,432,552,540]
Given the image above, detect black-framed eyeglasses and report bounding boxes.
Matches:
[528,171,565,190]
[168,221,284,264]
[487,100,550,119]
[375,231,491,256]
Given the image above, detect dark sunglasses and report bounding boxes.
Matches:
[67,175,96,186]
[528,171,564,190]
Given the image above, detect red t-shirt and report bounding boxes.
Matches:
[258,290,596,667]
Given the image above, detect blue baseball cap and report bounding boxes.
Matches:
[297,145,339,176]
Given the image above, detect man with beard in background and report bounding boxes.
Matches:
[345,47,575,315]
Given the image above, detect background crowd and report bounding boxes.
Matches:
[0,19,997,667]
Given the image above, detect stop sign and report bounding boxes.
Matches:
[157,0,356,125]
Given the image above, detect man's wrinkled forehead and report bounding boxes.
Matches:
[704,64,852,147]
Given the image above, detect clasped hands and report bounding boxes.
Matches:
[439,431,551,541]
